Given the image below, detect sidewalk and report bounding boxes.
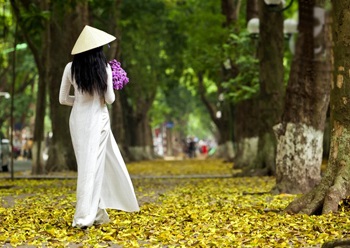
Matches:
[0,157,233,180]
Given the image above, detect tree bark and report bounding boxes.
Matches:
[221,0,241,25]
[111,90,129,160]
[233,98,259,169]
[46,1,88,171]
[122,86,156,161]
[255,0,284,175]
[246,0,258,21]
[102,0,128,160]
[274,0,331,194]
[286,0,350,215]
[31,57,46,174]
[232,0,259,170]
[144,115,155,159]
[218,0,241,161]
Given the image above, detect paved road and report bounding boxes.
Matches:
[13,159,32,171]
[2,159,32,172]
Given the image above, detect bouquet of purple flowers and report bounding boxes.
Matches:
[108,59,129,90]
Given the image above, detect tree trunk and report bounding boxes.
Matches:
[123,87,156,161]
[221,0,241,25]
[216,0,241,161]
[246,0,258,21]
[165,124,173,157]
[128,115,153,161]
[103,0,128,160]
[46,1,88,172]
[232,0,259,170]
[32,6,48,174]
[286,1,350,215]
[233,98,259,169]
[215,101,235,160]
[144,115,155,159]
[118,90,133,161]
[10,0,48,174]
[274,0,331,194]
[255,0,284,175]
[197,72,235,161]
[194,0,242,162]
[128,120,144,161]
[111,91,129,160]
[31,72,46,174]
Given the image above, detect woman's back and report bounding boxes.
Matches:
[59,62,115,107]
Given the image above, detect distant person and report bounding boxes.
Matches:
[188,138,196,158]
[182,139,188,153]
[21,138,28,158]
[59,25,139,228]
[200,141,208,155]
[26,138,33,159]
[12,138,21,159]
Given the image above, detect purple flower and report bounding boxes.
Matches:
[108,59,129,90]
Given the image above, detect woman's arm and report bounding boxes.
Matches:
[59,62,75,106]
[104,64,115,104]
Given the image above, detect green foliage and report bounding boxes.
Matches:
[0,71,36,136]
[14,2,50,49]
[20,4,50,32]
[118,0,216,139]
[148,90,172,127]
[283,0,299,19]
[186,112,215,139]
[0,1,13,67]
[0,2,37,136]
[222,32,259,103]
[120,0,168,111]
[1,160,349,247]
[0,89,34,119]
[171,0,227,75]
[165,0,227,112]
[149,84,214,139]
[0,0,299,146]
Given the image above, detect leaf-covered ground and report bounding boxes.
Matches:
[1,159,350,247]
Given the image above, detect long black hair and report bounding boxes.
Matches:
[71,46,108,97]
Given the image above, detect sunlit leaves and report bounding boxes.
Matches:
[1,160,350,246]
[173,0,227,73]
[127,159,233,176]
[222,32,259,103]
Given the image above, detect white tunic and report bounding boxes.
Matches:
[59,62,139,227]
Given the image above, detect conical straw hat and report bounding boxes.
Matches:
[71,25,116,55]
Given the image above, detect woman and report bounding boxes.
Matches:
[59,25,139,228]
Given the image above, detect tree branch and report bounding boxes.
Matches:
[197,72,220,127]
[16,74,35,94]
[10,0,42,72]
